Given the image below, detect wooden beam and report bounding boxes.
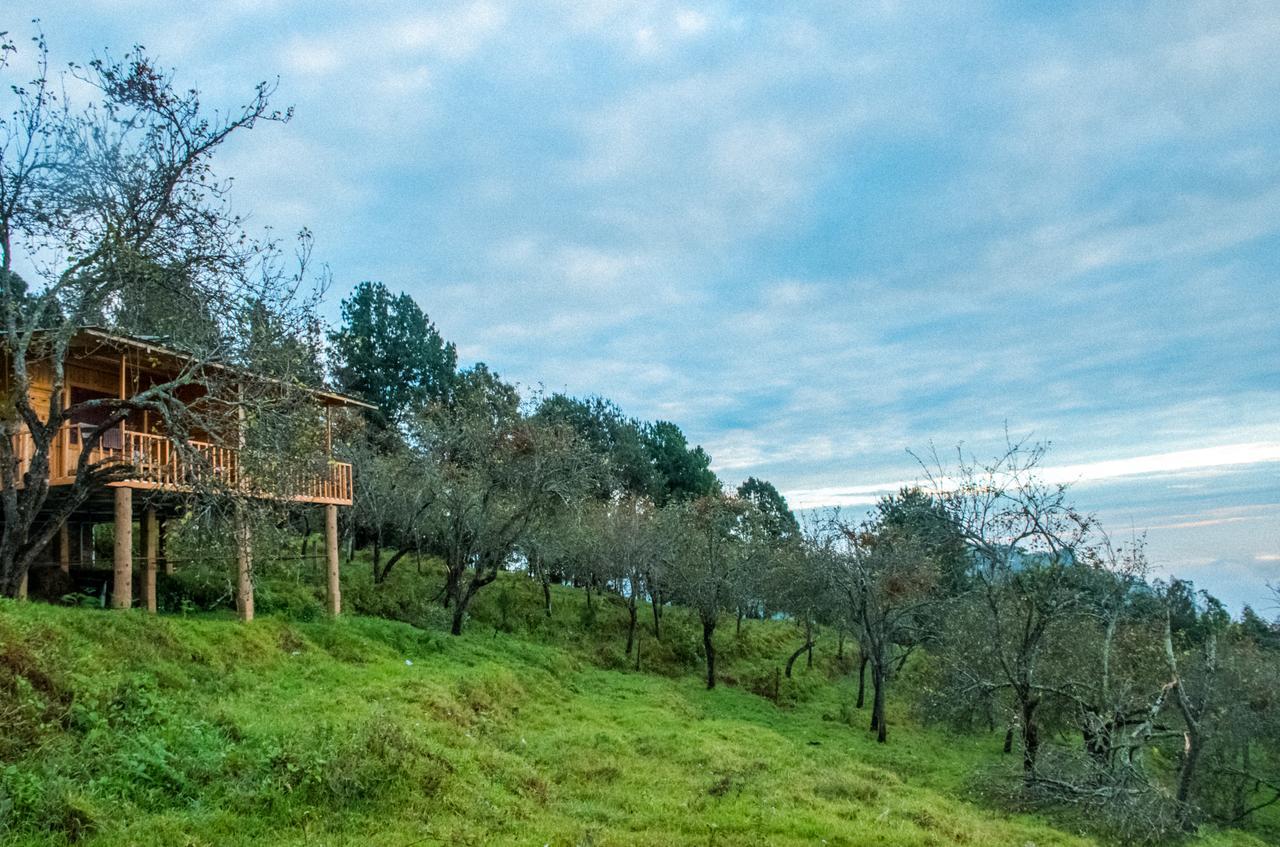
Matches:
[112,487,133,610]
[235,505,254,622]
[142,508,158,614]
[325,504,341,616]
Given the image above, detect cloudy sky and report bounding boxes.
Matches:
[8,1,1278,610]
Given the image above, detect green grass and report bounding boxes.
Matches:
[0,564,1272,846]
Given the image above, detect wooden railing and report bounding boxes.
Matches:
[8,425,352,506]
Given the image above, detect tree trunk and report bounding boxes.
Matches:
[805,618,814,668]
[651,590,662,639]
[1003,724,1015,754]
[872,664,887,743]
[542,575,553,617]
[856,653,868,709]
[785,639,811,678]
[625,594,638,656]
[1176,723,1203,816]
[1021,698,1040,774]
[375,548,409,584]
[702,618,716,689]
[736,607,743,636]
[449,578,472,636]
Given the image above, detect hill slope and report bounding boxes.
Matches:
[0,591,1266,846]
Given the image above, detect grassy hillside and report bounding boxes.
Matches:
[0,569,1270,846]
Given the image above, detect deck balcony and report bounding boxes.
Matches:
[13,423,354,506]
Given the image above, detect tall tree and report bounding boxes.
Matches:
[535,394,656,499]
[830,504,940,743]
[921,439,1094,774]
[330,281,456,430]
[642,420,719,505]
[737,477,799,542]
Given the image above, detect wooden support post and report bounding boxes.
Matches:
[112,487,133,610]
[325,504,341,616]
[235,505,254,622]
[58,522,71,573]
[142,508,158,614]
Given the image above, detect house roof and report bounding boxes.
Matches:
[38,326,377,411]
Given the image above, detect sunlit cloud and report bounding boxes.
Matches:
[785,443,1280,512]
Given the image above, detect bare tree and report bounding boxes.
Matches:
[0,32,321,595]
[825,509,937,743]
[590,495,668,656]
[920,438,1093,773]
[413,371,593,636]
[665,494,747,689]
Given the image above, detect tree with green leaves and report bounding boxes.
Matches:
[642,420,719,505]
[535,394,656,499]
[329,280,456,430]
[737,477,799,542]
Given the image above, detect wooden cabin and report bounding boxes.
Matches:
[4,327,372,619]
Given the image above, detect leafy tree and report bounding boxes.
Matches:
[642,420,719,505]
[829,504,941,743]
[348,438,435,584]
[330,280,456,430]
[106,253,222,351]
[591,496,670,655]
[736,477,799,542]
[535,394,656,498]
[875,487,968,596]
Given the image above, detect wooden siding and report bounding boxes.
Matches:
[6,341,354,507]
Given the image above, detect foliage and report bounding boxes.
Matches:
[642,420,720,505]
[329,280,456,431]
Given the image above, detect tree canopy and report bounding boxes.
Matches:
[330,280,457,430]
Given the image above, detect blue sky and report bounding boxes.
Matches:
[8,1,1279,610]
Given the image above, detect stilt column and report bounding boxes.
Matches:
[325,504,341,616]
[235,505,254,622]
[112,487,133,609]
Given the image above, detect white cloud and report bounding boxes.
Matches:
[675,10,709,36]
